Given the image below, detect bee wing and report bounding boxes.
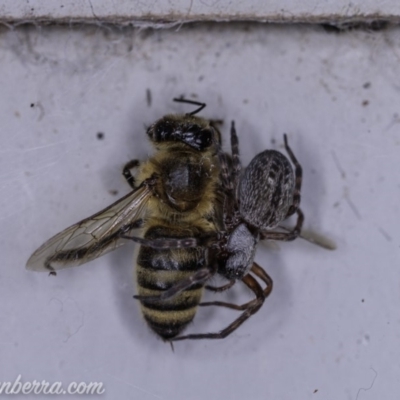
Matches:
[26,184,153,273]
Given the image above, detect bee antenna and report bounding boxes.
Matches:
[173,97,206,116]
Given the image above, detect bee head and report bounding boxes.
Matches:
[147,115,215,151]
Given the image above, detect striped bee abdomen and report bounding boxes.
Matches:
[136,225,206,339]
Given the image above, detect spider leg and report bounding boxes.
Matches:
[134,266,216,303]
[260,207,304,241]
[171,262,272,341]
[205,279,235,292]
[230,121,242,188]
[252,262,273,298]
[283,134,302,217]
[278,225,337,250]
[217,150,233,192]
[216,121,241,193]
[215,129,239,223]
[122,159,140,189]
[200,262,272,310]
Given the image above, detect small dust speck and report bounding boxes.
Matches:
[344,187,362,219]
[109,190,118,196]
[378,227,392,241]
[362,299,365,302]
[14,111,20,118]
[146,89,152,107]
[270,138,276,145]
[331,151,346,179]
[243,99,249,104]
[362,100,369,107]
[30,103,35,108]
[358,334,370,346]
[313,389,318,394]
[363,82,371,89]
[96,132,104,140]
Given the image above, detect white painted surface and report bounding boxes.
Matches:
[0,0,399,23]
[1,24,399,399]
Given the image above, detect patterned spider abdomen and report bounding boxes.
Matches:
[239,150,294,230]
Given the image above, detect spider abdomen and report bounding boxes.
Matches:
[239,150,295,230]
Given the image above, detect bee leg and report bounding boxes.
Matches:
[121,233,216,249]
[134,266,216,303]
[171,263,272,341]
[205,279,235,292]
[283,134,302,217]
[121,235,201,249]
[260,207,304,242]
[122,159,140,189]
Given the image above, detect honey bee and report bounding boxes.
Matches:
[26,99,223,340]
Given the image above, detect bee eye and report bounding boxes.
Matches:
[201,129,212,146]
[148,121,175,142]
[156,122,174,139]
[194,128,213,148]
[178,126,213,150]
